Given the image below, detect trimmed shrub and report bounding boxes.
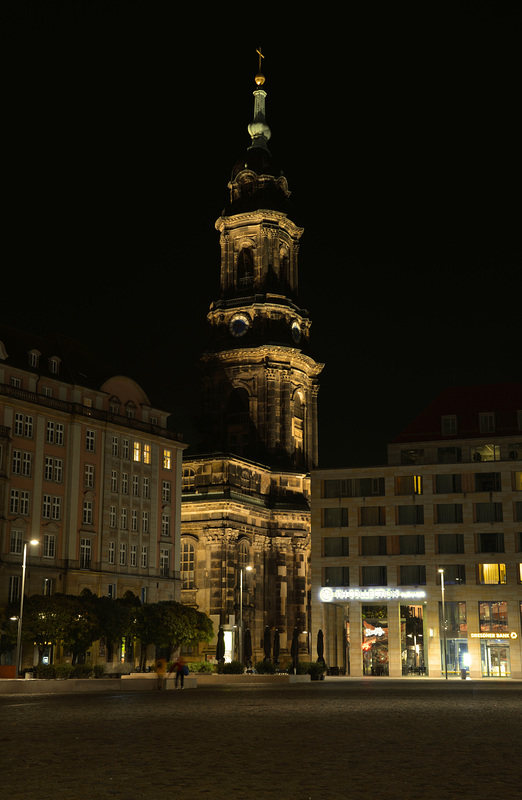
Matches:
[222,660,244,674]
[93,664,106,678]
[55,663,74,679]
[35,664,56,679]
[187,661,214,674]
[255,659,277,674]
[71,663,92,678]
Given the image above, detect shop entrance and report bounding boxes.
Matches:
[362,605,388,676]
[481,642,511,677]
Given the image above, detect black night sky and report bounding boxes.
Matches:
[4,3,520,468]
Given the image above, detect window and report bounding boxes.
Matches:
[441,415,457,435]
[479,412,495,433]
[477,532,504,553]
[9,576,20,603]
[122,439,129,459]
[475,502,503,523]
[397,505,424,525]
[395,476,423,496]
[49,357,60,374]
[360,507,386,526]
[111,471,118,492]
[84,464,95,488]
[161,514,171,537]
[131,509,138,532]
[143,444,151,465]
[472,444,500,462]
[162,481,171,502]
[83,500,93,525]
[10,529,23,554]
[142,511,149,533]
[441,601,467,633]
[133,441,141,462]
[85,429,95,452]
[29,350,40,368]
[11,377,21,388]
[80,539,91,570]
[120,508,128,529]
[361,536,387,556]
[516,502,522,522]
[399,565,426,585]
[83,398,93,415]
[398,535,425,555]
[160,548,169,577]
[479,601,508,633]
[437,533,465,554]
[46,421,64,446]
[109,506,116,528]
[119,543,126,566]
[112,436,119,456]
[141,546,148,568]
[361,566,387,586]
[43,534,55,559]
[323,537,349,557]
[22,452,32,477]
[478,563,507,585]
[132,475,139,497]
[15,414,33,438]
[108,584,116,599]
[163,449,172,470]
[324,478,385,498]
[108,541,115,565]
[323,508,349,527]
[514,472,522,491]
[182,468,195,491]
[324,566,349,586]
[435,474,462,494]
[475,472,501,492]
[438,565,465,585]
[143,477,150,499]
[130,544,137,567]
[181,539,195,589]
[10,489,30,516]
[121,473,129,494]
[436,504,463,523]
[12,450,21,474]
[438,446,462,464]
[400,449,424,465]
[42,578,53,596]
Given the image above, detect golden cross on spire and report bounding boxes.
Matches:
[255,47,265,86]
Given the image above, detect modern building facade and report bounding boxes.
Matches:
[0,323,185,668]
[180,64,323,664]
[312,384,522,679]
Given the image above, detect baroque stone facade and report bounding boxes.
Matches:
[181,67,323,664]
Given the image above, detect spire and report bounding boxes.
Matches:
[247,47,271,151]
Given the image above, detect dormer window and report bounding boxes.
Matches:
[479,412,495,433]
[49,357,60,374]
[28,350,40,368]
[125,402,136,419]
[441,415,457,435]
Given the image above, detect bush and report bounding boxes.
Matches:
[255,659,277,674]
[93,664,106,678]
[55,663,74,679]
[187,661,213,674]
[71,663,92,678]
[35,664,56,679]
[287,661,326,679]
[222,660,244,674]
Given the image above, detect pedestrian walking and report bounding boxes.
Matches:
[170,656,187,689]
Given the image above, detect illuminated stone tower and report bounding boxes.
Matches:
[181,55,323,665]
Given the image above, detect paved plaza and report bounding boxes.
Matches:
[2,678,522,800]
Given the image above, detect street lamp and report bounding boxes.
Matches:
[239,565,252,665]
[438,568,448,680]
[14,538,39,677]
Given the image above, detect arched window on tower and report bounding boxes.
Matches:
[238,539,252,591]
[279,244,290,292]
[292,392,305,470]
[226,388,252,458]
[237,245,254,289]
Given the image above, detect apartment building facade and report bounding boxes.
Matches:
[311,384,522,679]
[0,324,185,669]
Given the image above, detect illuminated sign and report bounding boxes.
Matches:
[319,587,426,603]
[365,627,386,637]
[470,632,518,640]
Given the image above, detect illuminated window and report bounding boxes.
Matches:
[133,441,141,462]
[181,539,195,589]
[478,563,507,585]
[518,564,522,583]
[163,449,172,470]
[514,472,522,491]
[143,444,151,464]
[395,475,423,495]
[479,601,508,632]
[471,444,500,462]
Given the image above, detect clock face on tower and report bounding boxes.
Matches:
[229,313,250,337]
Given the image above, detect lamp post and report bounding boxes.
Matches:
[438,568,448,680]
[15,538,39,677]
[239,565,252,665]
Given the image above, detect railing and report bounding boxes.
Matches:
[0,383,183,443]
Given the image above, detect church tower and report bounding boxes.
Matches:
[181,55,323,666]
